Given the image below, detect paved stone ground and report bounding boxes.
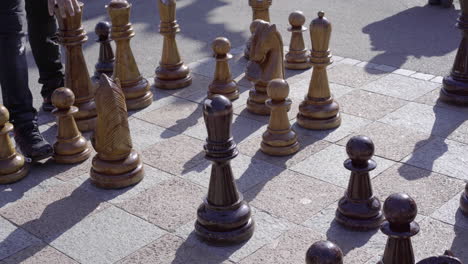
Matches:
[1,47,468,263]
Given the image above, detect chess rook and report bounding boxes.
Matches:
[91,21,115,85]
[305,240,344,264]
[195,95,254,244]
[154,0,192,89]
[461,183,468,216]
[0,105,29,184]
[285,11,311,70]
[107,0,153,110]
[90,75,144,189]
[208,37,239,100]
[261,79,299,156]
[297,11,341,130]
[56,2,97,132]
[378,193,419,264]
[335,136,383,230]
[244,0,272,59]
[246,20,285,115]
[440,0,468,105]
[52,88,91,164]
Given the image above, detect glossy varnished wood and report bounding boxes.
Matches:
[305,240,344,264]
[208,37,239,100]
[91,21,115,86]
[244,0,272,59]
[285,11,311,70]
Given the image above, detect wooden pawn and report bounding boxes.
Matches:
[208,37,239,101]
[305,240,344,264]
[285,11,311,70]
[91,21,115,85]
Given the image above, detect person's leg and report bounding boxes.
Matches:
[0,0,53,161]
[25,0,64,111]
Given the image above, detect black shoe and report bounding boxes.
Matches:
[14,123,53,162]
[42,96,54,112]
[428,0,441,4]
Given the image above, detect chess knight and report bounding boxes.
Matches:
[90,74,144,189]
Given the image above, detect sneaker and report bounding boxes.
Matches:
[14,122,53,162]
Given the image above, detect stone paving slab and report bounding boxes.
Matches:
[0,243,78,264]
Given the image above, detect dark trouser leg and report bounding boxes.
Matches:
[0,0,37,126]
[25,0,64,99]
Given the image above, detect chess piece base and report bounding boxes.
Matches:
[90,150,144,189]
[440,76,468,106]
[154,64,192,90]
[54,146,91,164]
[208,81,239,101]
[122,79,153,110]
[335,197,384,230]
[247,98,270,115]
[195,200,254,245]
[460,192,468,216]
[297,112,341,130]
[74,100,97,132]
[285,60,312,70]
[297,98,341,130]
[0,161,30,184]
[261,131,300,156]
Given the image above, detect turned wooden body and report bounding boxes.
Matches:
[261,79,299,156]
[297,11,341,130]
[107,1,153,110]
[91,21,114,85]
[56,2,97,132]
[244,0,272,59]
[195,95,254,244]
[285,11,311,70]
[0,106,29,184]
[335,136,383,230]
[246,20,285,115]
[208,37,239,100]
[440,0,468,105]
[52,88,91,164]
[90,74,144,189]
[154,0,192,89]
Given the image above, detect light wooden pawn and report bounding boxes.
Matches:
[285,11,311,70]
[208,37,239,101]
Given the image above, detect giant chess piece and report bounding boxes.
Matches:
[195,95,254,244]
[297,11,341,130]
[90,74,144,189]
[335,135,383,230]
[107,0,153,110]
[91,21,115,86]
[440,0,468,105]
[460,183,468,216]
[56,2,97,132]
[285,11,311,70]
[246,20,285,115]
[0,105,30,184]
[208,37,239,101]
[417,250,463,264]
[261,79,299,156]
[154,0,192,89]
[244,0,272,59]
[378,193,419,264]
[52,88,91,164]
[305,240,344,264]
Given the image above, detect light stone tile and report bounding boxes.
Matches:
[0,217,41,260]
[175,207,295,263]
[129,118,178,151]
[337,58,361,65]
[181,153,285,193]
[402,137,468,181]
[50,206,166,264]
[239,225,324,264]
[337,121,432,161]
[379,102,466,138]
[33,154,94,182]
[431,76,444,83]
[238,134,331,168]
[412,217,468,262]
[1,243,78,264]
[233,99,301,124]
[116,233,232,264]
[338,89,409,120]
[373,163,465,216]
[130,93,180,119]
[332,55,344,62]
[142,134,205,176]
[290,144,395,188]
[188,53,248,81]
[431,192,468,231]
[116,177,205,232]
[393,68,417,76]
[356,62,379,69]
[284,67,313,85]
[374,64,397,73]
[327,64,386,88]
[185,84,249,104]
[156,73,211,103]
[411,72,435,81]
[361,74,440,100]
[302,205,387,263]
[289,79,354,101]
[246,170,343,224]
[414,88,468,115]
[292,113,373,143]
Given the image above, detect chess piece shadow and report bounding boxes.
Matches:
[362,6,459,73]
[399,103,466,180]
[448,208,468,261]
[160,103,204,139]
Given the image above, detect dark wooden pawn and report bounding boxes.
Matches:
[91,21,115,85]
[378,193,419,264]
[208,37,239,101]
[195,95,254,244]
[460,183,468,216]
[285,11,311,70]
[417,250,462,264]
[305,240,344,264]
[335,135,383,230]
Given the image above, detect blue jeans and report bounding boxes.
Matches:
[0,0,63,125]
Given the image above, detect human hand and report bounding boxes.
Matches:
[48,0,81,18]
